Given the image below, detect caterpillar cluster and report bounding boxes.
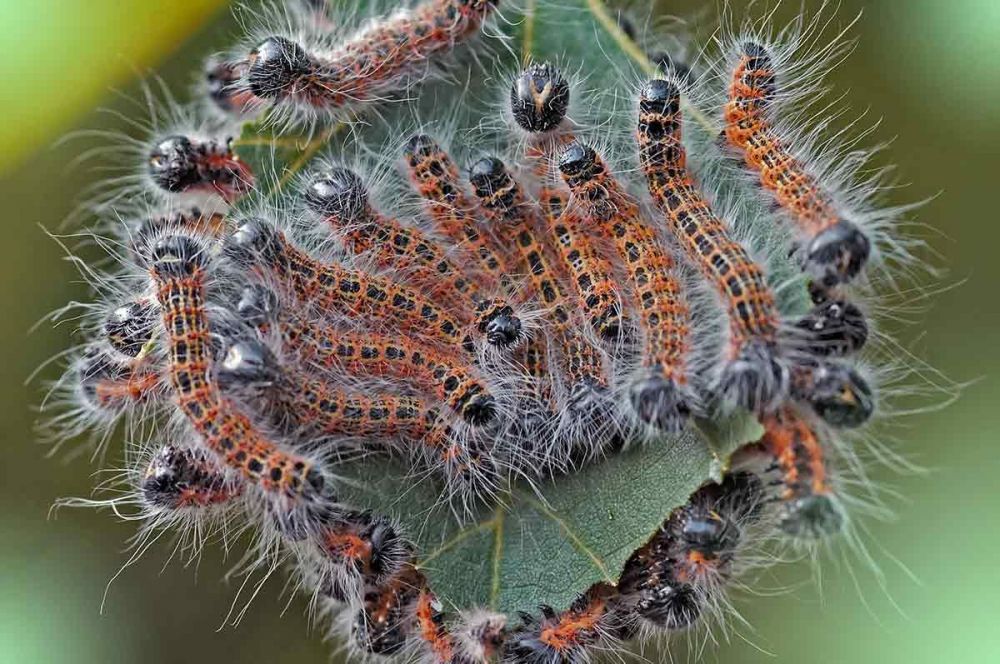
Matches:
[41,1,938,662]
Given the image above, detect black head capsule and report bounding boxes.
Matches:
[76,349,124,407]
[720,340,789,414]
[681,509,739,555]
[148,135,201,193]
[557,141,601,189]
[141,445,230,510]
[237,284,279,328]
[216,339,281,390]
[224,218,284,267]
[629,373,691,434]
[305,167,369,222]
[105,300,158,357]
[639,79,680,114]
[246,36,312,99]
[403,133,436,160]
[149,235,206,277]
[780,494,846,540]
[802,361,875,429]
[468,156,519,216]
[804,219,871,287]
[468,156,510,198]
[795,299,869,357]
[482,307,522,348]
[510,62,570,133]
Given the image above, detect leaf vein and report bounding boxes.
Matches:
[515,491,613,583]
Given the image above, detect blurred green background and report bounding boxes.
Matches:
[0,0,996,662]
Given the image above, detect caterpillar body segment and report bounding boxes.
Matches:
[558,141,695,433]
[148,235,332,527]
[224,219,473,354]
[352,563,426,656]
[414,590,457,663]
[637,78,789,414]
[739,408,846,541]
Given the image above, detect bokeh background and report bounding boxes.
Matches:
[1,0,997,662]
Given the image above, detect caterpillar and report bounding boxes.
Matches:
[141,444,243,511]
[467,155,608,408]
[637,78,788,414]
[724,41,871,288]
[147,133,254,203]
[238,284,497,426]
[235,0,499,127]
[503,584,621,663]
[740,408,846,540]
[304,165,482,317]
[557,141,693,432]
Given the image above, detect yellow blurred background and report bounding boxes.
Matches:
[0,0,997,662]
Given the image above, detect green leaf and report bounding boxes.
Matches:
[233,0,775,617]
[338,416,761,616]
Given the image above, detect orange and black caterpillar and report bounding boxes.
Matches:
[724,42,870,288]
[637,78,788,413]
[402,134,508,290]
[353,563,427,656]
[617,471,762,633]
[558,141,693,432]
[148,235,330,525]
[76,349,163,413]
[791,358,874,429]
[224,219,473,354]
[503,584,621,663]
[215,338,449,443]
[241,0,498,113]
[316,509,411,591]
[746,408,845,540]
